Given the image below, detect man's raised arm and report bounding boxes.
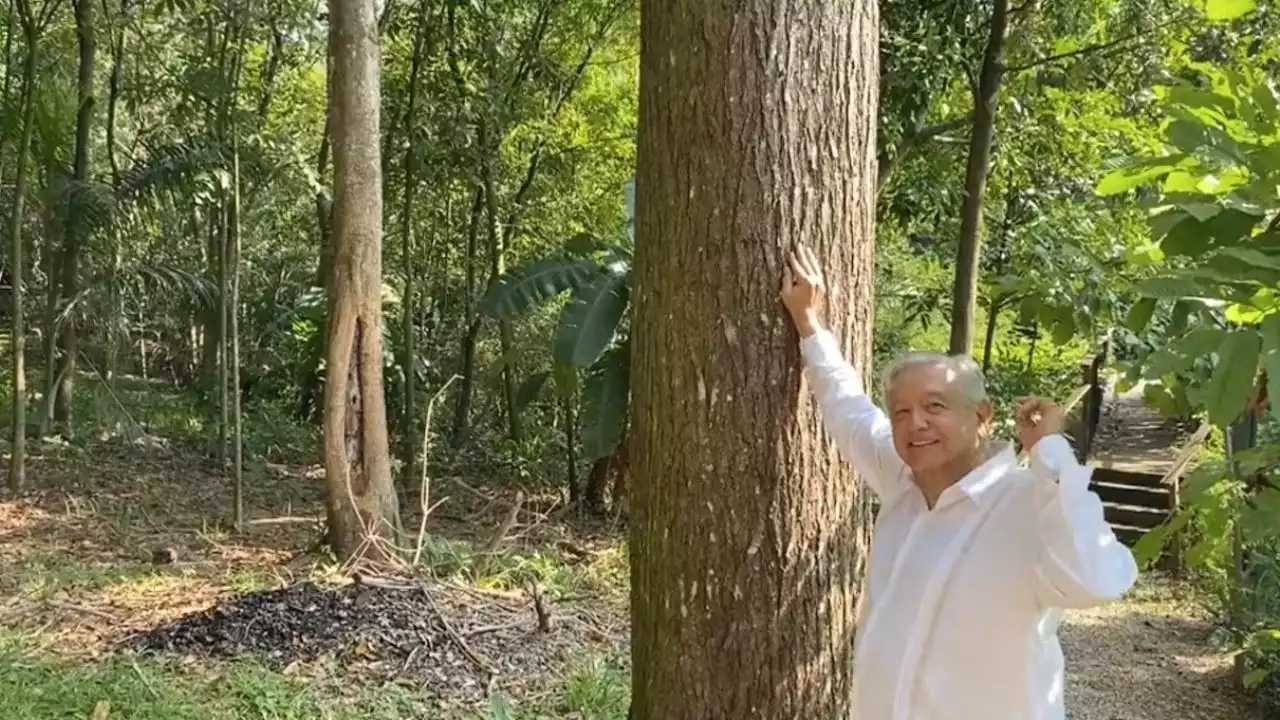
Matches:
[781,245,910,501]
[1016,398,1139,609]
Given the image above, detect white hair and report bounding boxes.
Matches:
[880,351,989,406]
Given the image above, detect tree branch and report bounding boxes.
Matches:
[1004,16,1186,74]
[877,113,972,193]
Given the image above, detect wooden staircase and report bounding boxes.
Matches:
[1089,467,1173,547]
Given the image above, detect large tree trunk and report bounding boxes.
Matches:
[323,0,401,561]
[53,0,96,428]
[947,0,1011,356]
[628,1,878,717]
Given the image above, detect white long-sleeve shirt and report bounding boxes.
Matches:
[801,329,1138,720]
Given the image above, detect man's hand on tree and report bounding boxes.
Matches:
[780,244,825,338]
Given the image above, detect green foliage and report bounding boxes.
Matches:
[1097,57,1280,429]
[479,188,634,464]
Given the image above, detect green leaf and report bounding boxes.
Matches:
[514,371,550,414]
[1133,276,1210,299]
[1126,298,1158,333]
[1174,328,1227,358]
[1207,329,1261,427]
[1144,383,1179,417]
[479,257,604,318]
[1260,315,1280,420]
[1170,300,1193,335]
[1205,207,1264,243]
[564,232,604,256]
[1019,296,1040,325]
[1096,156,1184,196]
[1051,312,1076,345]
[1204,0,1257,21]
[1161,216,1211,257]
[553,270,630,367]
[1167,119,1209,153]
[580,344,630,462]
[552,362,578,399]
[1149,208,1189,240]
[1243,668,1268,690]
[1131,509,1192,569]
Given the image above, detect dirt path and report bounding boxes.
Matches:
[1062,582,1255,720]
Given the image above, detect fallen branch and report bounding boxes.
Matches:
[476,490,524,577]
[418,582,493,674]
[462,620,526,638]
[48,601,120,624]
[412,375,459,568]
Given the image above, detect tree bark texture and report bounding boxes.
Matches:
[947,0,1010,356]
[323,0,401,561]
[629,1,879,717]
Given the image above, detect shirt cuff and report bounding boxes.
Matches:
[1029,434,1087,488]
[800,328,842,364]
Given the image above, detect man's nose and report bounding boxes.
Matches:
[910,410,930,430]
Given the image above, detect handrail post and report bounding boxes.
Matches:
[1077,340,1108,463]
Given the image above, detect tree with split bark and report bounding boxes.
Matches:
[322,0,401,560]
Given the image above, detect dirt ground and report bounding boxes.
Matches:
[0,428,1261,718]
[1062,582,1256,720]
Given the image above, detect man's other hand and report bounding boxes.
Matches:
[1014,396,1065,451]
[780,244,825,338]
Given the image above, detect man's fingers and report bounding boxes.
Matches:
[787,252,809,284]
[801,244,823,282]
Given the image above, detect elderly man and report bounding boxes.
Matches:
[780,245,1137,720]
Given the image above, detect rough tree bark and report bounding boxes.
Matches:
[629,1,878,717]
[323,0,401,561]
[947,0,1011,356]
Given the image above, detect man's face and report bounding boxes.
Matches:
[886,362,993,475]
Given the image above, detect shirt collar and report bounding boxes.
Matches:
[934,441,1018,509]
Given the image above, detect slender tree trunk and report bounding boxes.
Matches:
[980,188,1018,373]
[479,118,523,443]
[629,0,877,716]
[103,0,128,385]
[8,9,39,491]
[230,130,244,527]
[219,199,229,467]
[981,298,1002,373]
[39,165,59,437]
[53,0,97,429]
[947,0,1011,356]
[324,0,402,561]
[451,187,484,442]
[398,0,430,493]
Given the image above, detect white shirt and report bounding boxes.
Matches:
[801,329,1138,720]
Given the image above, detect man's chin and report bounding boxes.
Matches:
[904,447,947,473]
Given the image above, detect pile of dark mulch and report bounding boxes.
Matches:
[122,579,499,696]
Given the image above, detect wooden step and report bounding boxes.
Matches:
[1111,524,1150,546]
[1091,467,1168,488]
[1103,504,1169,530]
[1090,481,1171,509]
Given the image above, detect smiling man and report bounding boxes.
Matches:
[780,245,1138,720]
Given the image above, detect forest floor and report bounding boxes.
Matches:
[0,380,1259,719]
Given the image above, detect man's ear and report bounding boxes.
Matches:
[976,400,995,436]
